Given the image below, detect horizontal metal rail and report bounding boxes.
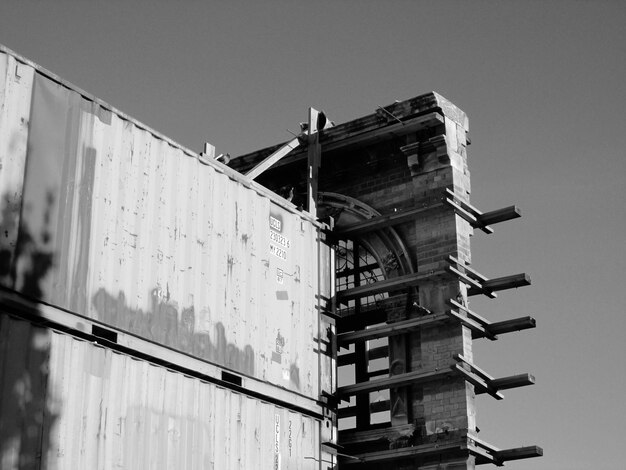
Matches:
[0,287,326,420]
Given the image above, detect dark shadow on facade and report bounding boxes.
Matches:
[92,287,256,377]
[0,190,59,469]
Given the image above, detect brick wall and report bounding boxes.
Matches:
[236,96,480,469]
[324,101,477,468]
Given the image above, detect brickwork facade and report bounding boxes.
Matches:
[407,103,476,455]
[231,92,540,468]
[319,98,477,468]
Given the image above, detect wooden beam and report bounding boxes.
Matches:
[455,354,495,382]
[336,261,379,277]
[467,432,500,453]
[448,256,488,283]
[232,109,444,176]
[370,399,390,414]
[305,111,443,162]
[448,299,491,327]
[337,294,407,331]
[337,368,452,397]
[444,188,483,216]
[451,364,504,400]
[338,399,391,419]
[491,373,535,390]
[468,433,542,464]
[319,308,341,322]
[337,293,407,332]
[338,313,449,345]
[335,202,444,238]
[339,439,466,465]
[446,309,497,341]
[448,299,536,338]
[470,445,501,466]
[447,257,504,299]
[468,273,531,296]
[479,206,522,226]
[444,188,522,232]
[444,197,494,234]
[245,137,300,180]
[489,316,536,335]
[446,266,483,290]
[495,446,543,462]
[246,111,445,173]
[368,368,389,378]
[336,270,443,303]
[337,307,388,333]
[455,355,535,393]
[338,423,414,445]
[338,429,541,466]
[232,92,444,169]
[338,345,388,366]
[447,266,497,299]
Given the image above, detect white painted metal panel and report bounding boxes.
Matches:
[0,52,34,287]
[0,314,329,470]
[0,45,334,401]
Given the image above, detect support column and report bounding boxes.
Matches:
[403,96,475,469]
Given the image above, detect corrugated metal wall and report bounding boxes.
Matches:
[0,46,333,402]
[0,51,32,288]
[0,313,329,470]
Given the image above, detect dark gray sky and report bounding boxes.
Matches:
[2,1,625,468]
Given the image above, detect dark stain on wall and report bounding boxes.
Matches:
[92,287,255,376]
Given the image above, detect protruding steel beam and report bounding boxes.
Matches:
[338,423,415,446]
[339,439,467,466]
[444,197,494,234]
[447,257,531,297]
[452,364,505,400]
[454,354,535,397]
[446,309,497,341]
[337,368,452,397]
[338,312,449,345]
[495,446,543,462]
[468,273,531,296]
[479,205,522,226]
[338,345,388,366]
[338,399,391,419]
[245,137,300,180]
[491,373,535,390]
[447,299,536,339]
[489,316,536,335]
[443,188,522,234]
[336,270,443,303]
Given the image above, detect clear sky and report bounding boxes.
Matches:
[1,1,625,468]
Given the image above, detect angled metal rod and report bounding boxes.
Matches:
[245,137,300,180]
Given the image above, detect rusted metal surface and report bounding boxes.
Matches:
[0,45,332,400]
[0,314,331,469]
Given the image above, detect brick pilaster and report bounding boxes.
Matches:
[400,96,476,468]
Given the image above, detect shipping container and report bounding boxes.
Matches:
[0,45,334,407]
[0,312,336,470]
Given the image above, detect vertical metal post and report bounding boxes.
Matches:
[306,107,322,218]
[352,241,370,429]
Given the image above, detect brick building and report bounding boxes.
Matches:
[230,92,541,469]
